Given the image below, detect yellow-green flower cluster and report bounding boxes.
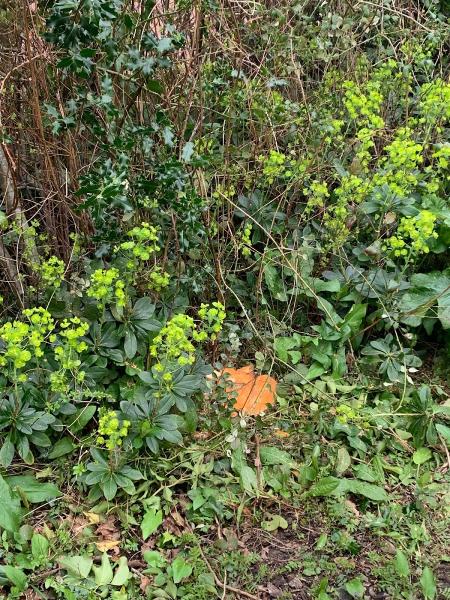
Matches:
[239,223,252,257]
[373,58,398,83]
[335,401,367,427]
[335,175,370,207]
[87,268,126,308]
[336,403,358,424]
[49,370,68,393]
[369,127,423,197]
[343,80,384,129]
[148,267,170,292]
[304,180,329,215]
[150,304,226,370]
[323,119,344,145]
[355,127,376,171]
[386,210,438,258]
[323,200,350,248]
[419,79,450,124]
[259,151,308,185]
[260,150,288,184]
[39,256,65,288]
[54,317,89,370]
[212,184,236,200]
[97,410,130,450]
[0,307,54,370]
[0,321,32,369]
[384,127,423,171]
[433,144,450,170]
[118,222,160,263]
[59,317,89,351]
[150,313,198,368]
[198,302,226,341]
[23,307,55,358]
[322,176,370,248]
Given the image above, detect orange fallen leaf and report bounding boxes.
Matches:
[95,540,120,552]
[274,429,290,438]
[140,575,151,593]
[220,365,277,415]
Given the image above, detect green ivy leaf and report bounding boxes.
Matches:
[93,553,113,586]
[274,337,298,363]
[141,509,163,540]
[171,556,193,584]
[261,514,289,532]
[264,264,287,302]
[59,555,93,579]
[345,577,365,598]
[111,556,131,586]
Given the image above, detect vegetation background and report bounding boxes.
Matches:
[0,0,450,598]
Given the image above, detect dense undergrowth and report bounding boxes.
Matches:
[0,0,450,598]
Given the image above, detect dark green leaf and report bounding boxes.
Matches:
[7,476,60,503]
[48,437,75,459]
[307,477,340,497]
[0,474,22,533]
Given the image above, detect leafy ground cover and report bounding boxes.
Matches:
[0,0,450,598]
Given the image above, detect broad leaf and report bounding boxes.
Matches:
[394,549,410,578]
[341,480,388,502]
[171,556,193,584]
[0,475,21,533]
[307,477,340,497]
[260,446,294,466]
[0,437,15,468]
[93,553,113,586]
[420,566,436,599]
[31,533,49,561]
[7,476,61,503]
[111,556,131,586]
[48,437,75,459]
[400,270,450,330]
[412,447,432,465]
[60,555,93,578]
[0,566,27,590]
[261,514,288,531]
[336,448,351,475]
[141,509,163,540]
